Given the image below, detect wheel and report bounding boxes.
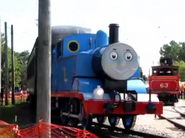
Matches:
[96,116,107,124]
[122,115,136,130]
[80,103,92,129]
[59,98,69,125]
[108,117,120,127]
[121,93,137,130]
[68,99,79,127]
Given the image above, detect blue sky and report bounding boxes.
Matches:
[1,0,185,75]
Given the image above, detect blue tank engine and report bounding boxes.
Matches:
[27,24,163,130]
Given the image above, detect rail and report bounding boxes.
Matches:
[91,122,166,138]
[160,106,185,131]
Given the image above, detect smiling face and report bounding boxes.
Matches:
[101,42,139,80]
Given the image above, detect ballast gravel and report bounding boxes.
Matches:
[95,112,185,138]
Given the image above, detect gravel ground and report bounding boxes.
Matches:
[135,115,185,138]
[98,114,185,138]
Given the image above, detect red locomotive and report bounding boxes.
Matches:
[148,57,180,105]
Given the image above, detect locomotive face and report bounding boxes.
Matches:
[101,42,139,80]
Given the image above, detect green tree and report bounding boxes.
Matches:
[15,50,30,87]
[1,34,22,87]
[15,50,30,70]
[140,67,148,82]
[159,40,185,62]
[159,40,181,61]
[159,40,185,80]
[143,75,148,82]
[174,61,185,81]
[140,67,143,77]
[178,42,185,61]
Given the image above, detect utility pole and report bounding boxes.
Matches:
[4,22,9,106]
[0,18,2,107]
[37,0,51,130]
[11,25,15,105]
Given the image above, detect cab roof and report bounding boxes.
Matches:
[152,65,179,70]
[28,26,91,65]
[33,25,91,47]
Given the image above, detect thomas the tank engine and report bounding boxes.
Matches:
[27,24,163,130]
[91,24,140,113]
[92,25,138,94]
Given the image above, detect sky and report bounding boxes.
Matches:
[0,0,185,75]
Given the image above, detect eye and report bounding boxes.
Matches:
[124,52,133,61]
[109,51,118,60]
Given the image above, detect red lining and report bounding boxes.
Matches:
[51,91,163,115]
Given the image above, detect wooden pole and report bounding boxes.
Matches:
[11,25,15,105]
[4,22,9,106]
[0,18,2,107]
[37,0,51,130]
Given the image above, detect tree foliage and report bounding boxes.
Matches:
[15,50,30,70]
[140,67,148,82]
[159,40,185,61]
[1,33,30,88]
[173,61,185,81]
[159,40,185,81]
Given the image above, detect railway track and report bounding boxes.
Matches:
[90,105,185,138]
[89,122,166,138]
[160,105,185,131]
[54,105,185,138]
[173,106,185,117]
[54,118,166,138]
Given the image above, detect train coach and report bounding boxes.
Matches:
[27,24,163,130]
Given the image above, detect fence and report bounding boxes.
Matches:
[2,91,28,99]
[0,120,19,138]
[0,120,99,138]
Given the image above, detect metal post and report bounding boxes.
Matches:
[37,0,51,129]
[4,22,8,105]
[11,25,15,104]
[0,18,2,107]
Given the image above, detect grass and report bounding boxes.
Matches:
[1,98,27,123]
[0,98,27,138]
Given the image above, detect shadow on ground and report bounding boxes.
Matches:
[0,102,35,127]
